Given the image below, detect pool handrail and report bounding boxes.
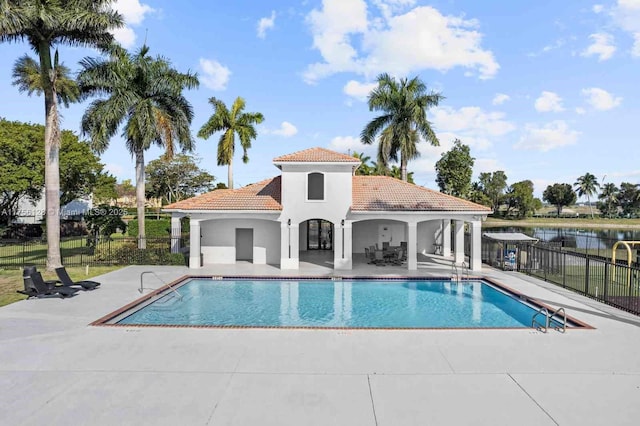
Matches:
[139,271,183,300]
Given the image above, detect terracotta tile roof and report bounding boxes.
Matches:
[273,147,360,163]
[352,176,492,212]
[164,177,282,211]
[164,174,490,213]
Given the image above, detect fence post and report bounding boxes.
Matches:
[603,262,609,302]
[585,256,590,295]
[562,252,566,288]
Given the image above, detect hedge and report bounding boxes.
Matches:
[127,219,171,237]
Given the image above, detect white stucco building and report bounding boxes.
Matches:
[164,147,491,271]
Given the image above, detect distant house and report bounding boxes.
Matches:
[164,147,491,271]
[14,191,93,224]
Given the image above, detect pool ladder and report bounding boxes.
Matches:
[531,306,567,333]
[139,271,183,300]
[451,261,470,283]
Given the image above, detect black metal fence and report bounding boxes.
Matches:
[482,237,640,315]
[0,236,189,267]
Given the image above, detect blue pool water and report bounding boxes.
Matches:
[116,279,565,328]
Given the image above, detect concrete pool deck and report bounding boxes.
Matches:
[1,260,639,425]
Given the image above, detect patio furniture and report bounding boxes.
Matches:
[55,267,100,290]
[391,249,404,265]
[17,271,78,298]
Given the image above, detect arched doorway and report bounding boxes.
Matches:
[306,219,333,251]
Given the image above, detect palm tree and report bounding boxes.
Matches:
[361,73,443,181]
[0,0,122,269]
[352,151,372,176]
[198,97,264,189]
[12,54,80,107]
[598,183,618,219]
[79,44,199,248]
[574,173,600,219]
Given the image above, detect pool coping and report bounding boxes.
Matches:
[90,275,594,330]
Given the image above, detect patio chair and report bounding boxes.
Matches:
[391,249,404,266]
[364,247,377,264]
[55,267,100,290]
[17,271,78,298]
[373,250,386,266]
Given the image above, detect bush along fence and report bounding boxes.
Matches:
[482,237,640,316]
[0,235,189,268]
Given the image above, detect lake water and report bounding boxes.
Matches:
[488,226,640,251]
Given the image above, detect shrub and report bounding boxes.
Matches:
[127,219,171,237]
[111,242,186,265]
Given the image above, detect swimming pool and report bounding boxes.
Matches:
[98,277,585,329]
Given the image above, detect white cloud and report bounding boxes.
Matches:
[613,0,640,32]
[633,33,640,56]
[343,80,377,101]
[431,106,516,151]
[610,1,640,56]
[515,121,580,152]
[492,93,510,105]
[527,38,566,57]
[270,122,298,137]
[329,135,370,154]
[257,11,276,39]
[593,4,604,13]
[111,0,154,48]
[575,107,587,115]
[474,158,504,174]
[581,33,616,61]
[304,1,498,83]
[534,91,564,112]
[199,59,231,91]
[581,87,623,110]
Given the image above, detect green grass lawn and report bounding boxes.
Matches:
[0,265,123,307]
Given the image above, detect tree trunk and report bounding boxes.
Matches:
[135,148,146,249]
[39,45,62,271]
[228,158,234,189]
[588,195,594,219]
[400,154,407,182]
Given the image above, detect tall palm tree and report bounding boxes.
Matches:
[12,54,80,107]
[574,173,600,219]
[361,73,443,181]
[0,0,122,269]
[79,44,199,248]
[198,97,264,189]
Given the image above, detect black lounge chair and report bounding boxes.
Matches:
[17,271,78,298]
[55,267,100,290]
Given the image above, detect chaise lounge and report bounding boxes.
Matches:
[17,271,78,298]
[55,267,101,290]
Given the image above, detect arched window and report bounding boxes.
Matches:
[307,172,324,201]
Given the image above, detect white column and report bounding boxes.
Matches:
[335,220,352,270]
[407,222,417,270]
[470,220,482,272]
[189,219,201,269]
[442,220,451,257]
[454,220,465,265]
[170,215,182,254]
[281,221,299,269]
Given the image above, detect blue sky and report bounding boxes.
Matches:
[0,0,638,197]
